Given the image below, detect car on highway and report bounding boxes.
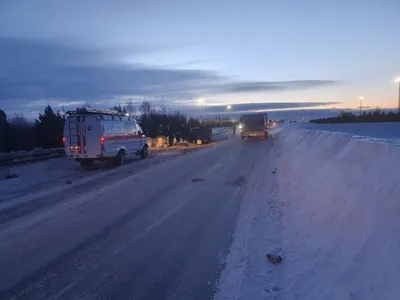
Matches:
[63,107,149,167]
[239,113,268,140]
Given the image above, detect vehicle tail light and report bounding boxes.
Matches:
[100,137,105,151]
[62,137,66,144]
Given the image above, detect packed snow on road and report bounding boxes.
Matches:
[216,125,400,300]
[0,127,230,206]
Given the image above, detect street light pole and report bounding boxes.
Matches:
[198,98,205,121]
[227,105,231,123]
[358,96,364,116]
[394,78,400,114]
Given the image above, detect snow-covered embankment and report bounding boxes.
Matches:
[217,126,400,300]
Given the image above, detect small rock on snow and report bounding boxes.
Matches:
[266,253,283,263]
[191,178,204,182]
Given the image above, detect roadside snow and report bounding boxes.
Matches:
[0,158,81,202]
[0,150,181,208]
[0,148,64,165]
[212,127,232,135]
[216,125,400,300]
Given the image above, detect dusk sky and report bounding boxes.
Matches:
[1,0,399,118]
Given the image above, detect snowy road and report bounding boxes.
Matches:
[0,132,275,299]
[0,128,230,225]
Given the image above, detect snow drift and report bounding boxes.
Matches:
[276,126,400,299]
[216,126,400,300]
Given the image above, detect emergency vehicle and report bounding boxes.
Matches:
[63,108,148,167]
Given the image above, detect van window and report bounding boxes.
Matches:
[125,121,135,134]
[135,123,143,134]
[102,121,113,136]
[113,121,125,135]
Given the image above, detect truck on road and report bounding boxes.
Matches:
[239,113,268,140]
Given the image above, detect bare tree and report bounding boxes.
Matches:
[126,99,136,115]
[140,100,152,115]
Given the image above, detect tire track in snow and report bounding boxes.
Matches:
[215,133,285,300]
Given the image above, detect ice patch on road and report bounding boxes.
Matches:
[216,125,400,300]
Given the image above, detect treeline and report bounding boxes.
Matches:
[110,101,233,137]
[310,109,400,124]
[199,117,236,127]
[0,106,65,152]
[137,101,201,138]
[0,100,230,152]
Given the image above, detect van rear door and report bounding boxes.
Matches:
[65,115,101,157]
[82,116,101,156]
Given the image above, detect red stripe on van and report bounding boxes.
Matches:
[103,135,143,141]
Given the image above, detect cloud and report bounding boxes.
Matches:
[182,102,340,116]
[212,80,337,94]
[0,37,338,110]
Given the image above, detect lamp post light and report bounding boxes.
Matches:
[198,98,205,120]
[358,96,364,116]
[227,105,232,123]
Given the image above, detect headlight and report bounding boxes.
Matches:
[238,124,243,129]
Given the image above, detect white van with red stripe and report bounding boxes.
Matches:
[63,108,148,167]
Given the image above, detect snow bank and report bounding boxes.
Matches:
[212,127,231,135]
[216,126,400,300]
[0,158,81,203]
[275,126,400,299]
[0,148,64,165]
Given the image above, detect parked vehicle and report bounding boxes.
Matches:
[63,107,148,167]
[239,113,268,140]
[189,126,212,144]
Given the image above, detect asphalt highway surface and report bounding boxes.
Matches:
[0,132,273,300]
